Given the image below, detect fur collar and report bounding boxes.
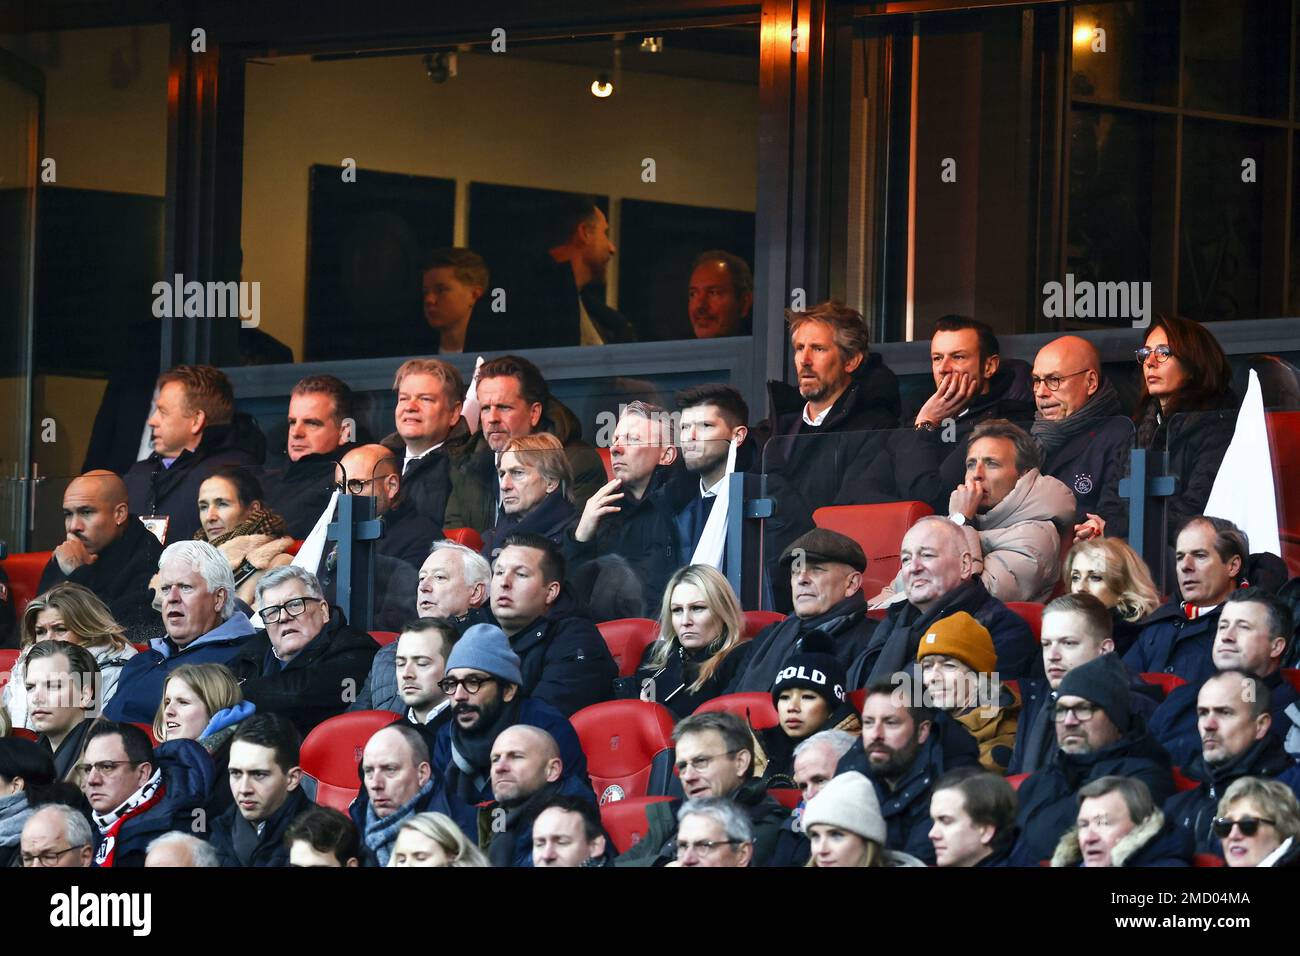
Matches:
[1051,807,1166,867]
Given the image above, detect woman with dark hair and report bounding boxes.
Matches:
[0,737,57,867]
[1083,314,1237,547]
[149,465,294,610]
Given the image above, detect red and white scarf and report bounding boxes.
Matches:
[93,770,164,867]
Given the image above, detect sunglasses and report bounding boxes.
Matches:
[1211,816,1275,839]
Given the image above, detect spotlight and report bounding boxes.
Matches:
[1073,24,1094,46]
[639,36,663,54]
[591,73,613,97]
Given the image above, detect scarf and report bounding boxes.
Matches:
[0,792,32,848]
[363,778,434,866]
[93,769,164,867]
[1030,378,1123,457]
[449,697,522,802]
[194,503,289,547]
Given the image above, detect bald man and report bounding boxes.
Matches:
[1029,335,1131,532]
[484,724,594,867]
[38,471,163,638]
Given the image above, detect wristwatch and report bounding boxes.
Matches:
[915,419,938,432]
[948,512,967,527]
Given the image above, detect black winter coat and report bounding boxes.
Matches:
[37,515,163,641]
[1041,414,1134,527]
[759,356,901,569]
[38,718,96,783]
[1123,599,1222,686]
[1097,398,1238,545]
[375,497,442,570]
[729,592,877,694]
[96,739,216,868]
[853,363,1035,513]
[507,598,618,716]
[480,491,577,558]
[225,607,379,736]
[1150,670,1300,769]
[634,640,755,720]
[1163,734,1297,854]
[123,414,266,544]
[1008,668,1161,775]
[836,713,981,865]
[210,786,312,867]
[847,577,1038,688]
[380,431,455,530]
[259,445,355,539]
[1011,718,1175,865]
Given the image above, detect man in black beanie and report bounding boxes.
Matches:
[754,652,860,787]
[1010,653,1175,864]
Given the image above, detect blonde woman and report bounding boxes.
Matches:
[804,771,924,868]
[480,433,576,556]
[1062,538,1161,655]
[152,663,253,818]
[1217,776,1300,868]
[635,564,753,718]
[2,584,136,730]
[389,812,489,867]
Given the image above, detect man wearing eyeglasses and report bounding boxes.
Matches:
[79,721,216,867]
[1163,670,1298,854]
[19,804,94,868]
[670,798,754,868]
[1029,335,1132,537]
[425,624,592,840]
[336,444,441,571]
[226,566,378,735]
[1010,653,1175,865]
[616,711,787,867]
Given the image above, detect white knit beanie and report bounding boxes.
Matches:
[801,771,887,845]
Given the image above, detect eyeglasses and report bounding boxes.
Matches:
[437,675,496,695]
[1135,345,1174,365]
[260,597,317,624]
[674,750,739,775]
[1030,370,1089,391]
[21,844,86,867]
[74,759,139,778]
[1053,703,1096,722]
[1212,816,1276,839]
[673,839,744,860]
[334,478,379,495]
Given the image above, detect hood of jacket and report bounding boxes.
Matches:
[152,611,258,659]
[974,468,1077,534]
[1051,807,1190,867]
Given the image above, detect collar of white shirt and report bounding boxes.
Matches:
[700,474,729,499]
[802,403,831,428]
[403,442,444,471]
[408,698,452,725]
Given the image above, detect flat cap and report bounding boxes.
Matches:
[778,528,867,573]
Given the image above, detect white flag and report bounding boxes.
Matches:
[1205,369,1281,556]
[690,436,739,570]
[462,355,486,435]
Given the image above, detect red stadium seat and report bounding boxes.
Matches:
[0,550,52,617]
[1007,773,1029,791]
[596,445,615,481]
[1140,672,1188,697]
[1266,411,1300,532]
[131,643,151,654]
[768,788,802,810]
[369,631,400,646]
[600,795,675,855]
[1005,602,1044,643]
[0,648,19,691]
[742,610,785,640]
[286,539,303,556]
[570,700,677,803]
[301,710,401,812]
[1193,853,1226,868]
[130,722,158,746]
[1282,669,1300,694]
[848,688,866,714]
[11,727,37,742]
[812,501,934,586]
[1172,767,1199,793]
[597,618,660,678]
[693,692,779,730]
[443,527,484,552]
